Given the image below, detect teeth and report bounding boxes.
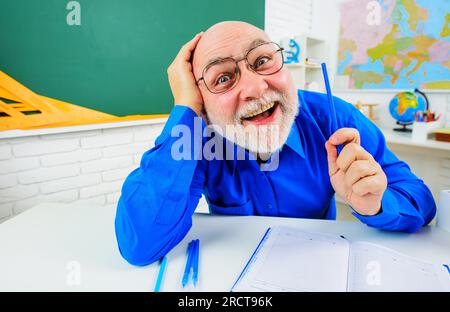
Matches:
[243,102,275,119]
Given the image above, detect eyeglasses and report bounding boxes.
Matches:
[196,42,284,94]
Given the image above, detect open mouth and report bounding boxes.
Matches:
[241,101,279,125]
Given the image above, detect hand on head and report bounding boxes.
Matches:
[167,32,204,116]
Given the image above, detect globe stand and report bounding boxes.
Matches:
[393,121,412,132]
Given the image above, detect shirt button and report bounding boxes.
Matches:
[267,203,272,210]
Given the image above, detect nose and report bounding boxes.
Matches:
[237,63,269,102]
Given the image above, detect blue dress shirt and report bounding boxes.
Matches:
[115,90,436,266]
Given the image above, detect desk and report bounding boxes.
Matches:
[0,202,449,291]
[381,128,450,203]
[382,127,450,156]
[323,129,450,218]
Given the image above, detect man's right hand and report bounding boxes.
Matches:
[167,32,204,116]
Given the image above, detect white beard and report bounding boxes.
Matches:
[206,90,299,154]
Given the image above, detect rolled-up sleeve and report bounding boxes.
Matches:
[115,105,206,265]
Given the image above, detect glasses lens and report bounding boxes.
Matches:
[203,60,238,93]
[200,43,284,94]
[247,42,283,75]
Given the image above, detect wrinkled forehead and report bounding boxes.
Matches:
[204,38,268,68]
[193,28,270,77]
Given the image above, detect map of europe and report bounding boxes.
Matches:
[337,0,449,89]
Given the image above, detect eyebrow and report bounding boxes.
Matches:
[204,38,268,68]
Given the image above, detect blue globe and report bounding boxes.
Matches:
[389,91,427,125]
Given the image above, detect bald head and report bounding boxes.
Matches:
[192,21,271,79]
[188,21,298,155]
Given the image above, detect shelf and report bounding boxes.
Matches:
[285,63,321,69]
[381,127,450,152]
[333,88,450,94]
[280,35,327,90]
[305,64,321,69]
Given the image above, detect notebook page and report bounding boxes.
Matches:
[347,241,450,292]
[232,226,350,292]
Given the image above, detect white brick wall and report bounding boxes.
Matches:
[40,149,102,167]
[0,156,40,174]
[0,144,12,160]
[40,173,102,194]
[0,121,165,223]
[12,138,80,157]
[18,164,80,184]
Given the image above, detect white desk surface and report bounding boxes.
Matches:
[381,127,450,152]
[0,202,449,292]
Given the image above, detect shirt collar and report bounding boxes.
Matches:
[284,119,305,158]
[223,116,305,173]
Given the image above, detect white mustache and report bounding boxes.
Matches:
[235,90,287,123]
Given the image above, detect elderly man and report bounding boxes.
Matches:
[115,21,436,266]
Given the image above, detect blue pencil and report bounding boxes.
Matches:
[321,63,338,131]
[192,239,200,287]
[321,63,341,153]
[182,241,194,288]
[154,256,167,292]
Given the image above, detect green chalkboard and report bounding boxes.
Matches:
[0,0,264,116]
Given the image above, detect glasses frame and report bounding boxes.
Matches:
[196,41,285,94]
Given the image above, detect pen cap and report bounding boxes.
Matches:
[437,190,450,233]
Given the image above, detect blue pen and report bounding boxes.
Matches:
[192,239,200,287]
[154,256,167,292]
[321,63,341,154]
[182,241,194,288]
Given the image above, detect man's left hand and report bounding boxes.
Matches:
[325,128,387,216]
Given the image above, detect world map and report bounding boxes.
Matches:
[337,0,450,89]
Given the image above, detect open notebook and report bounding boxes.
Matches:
[232,226,450,292]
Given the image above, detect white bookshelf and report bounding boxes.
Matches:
[281,35,327,92]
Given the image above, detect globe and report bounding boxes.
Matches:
[389,91,427,131]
